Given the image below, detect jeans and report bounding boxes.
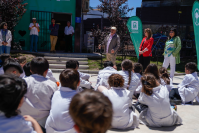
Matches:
[30,35,38,52]
[0,45,11,54]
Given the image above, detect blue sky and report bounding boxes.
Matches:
[89,0,142,16]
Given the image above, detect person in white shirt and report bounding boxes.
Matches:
[159,67,173,92]
[69,89,113,133]
[138,73,182,127]
[169,62,199,104]
[98,74,139,129]
[0,22,12,54]
[64,21,74,53]
[132,63,143,98]
[29,18,40,52]
[20,57,57,130]
[95,61,118,90]
[76,60,90,81]
[0,53,10,75]
[46,69,80,133]
[0,75,43,133]
[119,59,140,106]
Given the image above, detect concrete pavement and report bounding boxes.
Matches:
[52,73,199,133]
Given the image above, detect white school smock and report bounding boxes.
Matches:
[138,85,182,127]
[20,74,57,127]
[0,30,12,47]
[119,71,140,103]
[95,67,118,90]
[78,70,90,80]
[0,67,4,75]
[134,73,142,94]
[102,87,139,129]
[0,112,36,133]
[29,23,40,36]
[161,77,173,92]
[46,69,57,83]
[45,87,76,133]
[20,70,25,78]
[178,72,199,104]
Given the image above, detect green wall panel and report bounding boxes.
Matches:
[14,0,76,51]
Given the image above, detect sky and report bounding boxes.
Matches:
[89,0,142,16]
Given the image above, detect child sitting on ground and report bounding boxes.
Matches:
[159,67,173,92]
[119,59,140,105]
[169,62,199,104]
[138,73,182,127]
[45,69,80,133]
[95,61,118,90]
[20,57,57,130]
[16,56,27,78]
[69,89,113,133]
[0,74,43,133]
[76,60,90,81]
[98,74,139,129]
[133,63,143,98]
[0,53,10,75]
[3,58,23,77]
[23,62,32,77]
[66,60,92,91]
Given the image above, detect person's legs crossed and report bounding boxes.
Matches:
[50,35,54,51]
[169,55,176,79]
[52,36,58,51]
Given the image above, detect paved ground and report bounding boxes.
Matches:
[52,73,199,133]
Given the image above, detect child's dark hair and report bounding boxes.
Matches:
[0,53,10,66]
[69,89,113,133]
[30,57,49,75]
[141,73,158,96]
[104,61,113,68]
[133,63,143,74]
[108,74,124,87]
[23,62,32,77]
[0,74,27,118]
[66,60,78,69]
[59,69,80,90]
[3,58,23,74]
[185,62,197,73]
[16,56,26,64]
[159,67,170,85]
[144,64,160,83]
[121,59,133,89]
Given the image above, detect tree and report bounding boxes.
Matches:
[0,0,28,50]
[92,0,134,55]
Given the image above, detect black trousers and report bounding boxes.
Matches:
[138,55,151,71]
[169,88,181,100]
[65,35,72,52]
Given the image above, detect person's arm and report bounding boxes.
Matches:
[71,26,74,36]
[139,38,145,54]
[112,35,120,53]
[172,36,182,57]
[79,78,91,89]
[97,85,108,93]
[144,38,154,53]
[23,115,43,133]
[49,24,54,31]
[36,23,40,31]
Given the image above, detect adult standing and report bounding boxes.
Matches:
[99,27,120,65]
[49,18,59,53]
[64,21,74,53]
[29,18,40,52]
[162,28,181,79]
[138,28,154,71]
[0,22,12,54]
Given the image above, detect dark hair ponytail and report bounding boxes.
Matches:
[121,59,133,90]
[159,67,170,85]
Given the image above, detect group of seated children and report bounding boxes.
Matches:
[0,53,198,133]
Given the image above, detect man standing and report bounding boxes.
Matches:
[64,21,74,53]
[29,18,40,52]
[49,18,59,53]
[99,27,120,65]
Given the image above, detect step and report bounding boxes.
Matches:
[48,60,88,65]
[45,57,88,61]
[51,69,99,74]
[49,64,89,69]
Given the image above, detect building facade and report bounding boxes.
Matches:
[14,0,81,52]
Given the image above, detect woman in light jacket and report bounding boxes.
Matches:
[162,28,181,80]
[138,73,182,127]
[138,28,154,71]
[0,22,12,54]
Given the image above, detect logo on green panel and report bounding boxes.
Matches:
[194,8,199,26]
